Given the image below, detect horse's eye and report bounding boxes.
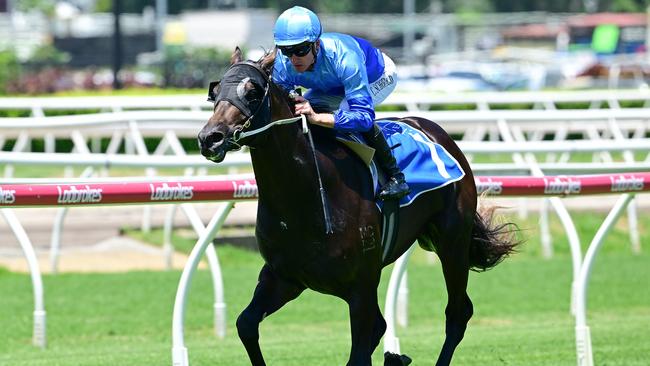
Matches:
[245,88,262,102]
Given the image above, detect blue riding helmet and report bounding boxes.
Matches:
[273,6,322,47]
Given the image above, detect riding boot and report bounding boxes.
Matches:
[362,124,411,200]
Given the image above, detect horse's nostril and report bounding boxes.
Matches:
[200,130,225,148]
[210,131,225,146]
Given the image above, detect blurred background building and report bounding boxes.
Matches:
[1,0,649,94]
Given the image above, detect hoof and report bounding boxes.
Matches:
[384,352,412,366]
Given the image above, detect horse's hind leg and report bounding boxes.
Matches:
[432,210,474,366]
[236,264,305,366]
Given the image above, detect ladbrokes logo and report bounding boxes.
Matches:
[543,177,581,195]
[232,180,258,198]
[610,175,644,192]
[0,187,16,204]
[149,183,194,201]
[57,185,103,203]
[476,178,503,195]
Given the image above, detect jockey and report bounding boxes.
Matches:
[272,6,410,201]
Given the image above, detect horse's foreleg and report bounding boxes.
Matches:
[370,307,387,354]
[236,264,305,366]
[372,308,415,366]
[346,287,381,366]
[435,226,473,366]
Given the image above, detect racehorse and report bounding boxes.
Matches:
[198,48,519,366]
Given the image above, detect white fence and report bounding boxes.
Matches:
[1,109,649,173]
[1,93,648,182]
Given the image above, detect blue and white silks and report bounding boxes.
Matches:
[341,120,465,208]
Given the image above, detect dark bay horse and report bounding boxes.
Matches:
[198,48,519,366]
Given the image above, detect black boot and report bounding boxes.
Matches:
[362,124,411,200]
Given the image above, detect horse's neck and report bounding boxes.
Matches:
[250,117,319,211]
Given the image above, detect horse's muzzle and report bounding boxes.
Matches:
[198,128,227,163]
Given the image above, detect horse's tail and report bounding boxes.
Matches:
[468,206,521,272]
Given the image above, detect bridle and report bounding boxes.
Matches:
[207,61,307,150]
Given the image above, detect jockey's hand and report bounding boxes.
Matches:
[293,96,316,120]
[293,96,335,128]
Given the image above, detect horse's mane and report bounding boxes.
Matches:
[255,48,294,110]
[255,48,275,68]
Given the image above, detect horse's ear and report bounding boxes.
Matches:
[259,49,276,75]
[231,47,243,65]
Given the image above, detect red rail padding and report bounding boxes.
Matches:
[0,178,259,207]
[1,173,649,207]
[475,172,650,196]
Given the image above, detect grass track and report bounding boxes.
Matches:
[1,211,649,365]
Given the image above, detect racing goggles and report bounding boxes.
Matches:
[279,42,313,57]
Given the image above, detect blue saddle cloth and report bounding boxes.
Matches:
[339,120,465,208]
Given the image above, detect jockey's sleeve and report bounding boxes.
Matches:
[332,52,375,133]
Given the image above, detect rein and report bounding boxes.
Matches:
[234,114,308,142]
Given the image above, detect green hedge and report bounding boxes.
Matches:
[2,136,201,154]
[0,50,21,95]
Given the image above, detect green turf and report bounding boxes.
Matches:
[1,211,649,365]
